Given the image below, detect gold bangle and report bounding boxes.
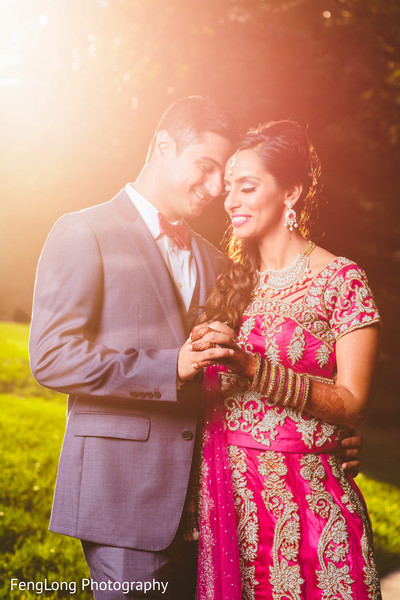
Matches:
[298,374,311,413]
[258,359,270,395]
[291,372,302,409]
[283,368,296,407]
[265,362,278,401]
[250,353,262,390]
[273,364,286,405]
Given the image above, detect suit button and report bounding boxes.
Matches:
[137,392,145,399]
[182,429,193,441]
[129,391,137,398]
[154,392,161,399]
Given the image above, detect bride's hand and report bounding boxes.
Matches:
[189,321,256,378]
[178,322,235,380]
[190,322,218,350]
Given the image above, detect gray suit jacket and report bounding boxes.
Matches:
[29,189,222,551]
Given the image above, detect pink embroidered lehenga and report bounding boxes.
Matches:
[198,257,382,600]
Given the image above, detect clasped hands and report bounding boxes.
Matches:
[177,321,254,382]
[177,320,362,477]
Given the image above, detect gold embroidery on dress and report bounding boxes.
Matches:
[237,315,257,352]
[258,451,304,599]
[265,337,281,365]
[287,326,306,365]
[300,454,354,600]
[197,461,215,600]
[316,344,331,369]
[307,259,380,341]
[221,376,339,450]
[307,257,355,314]
[289,411,338,449]
[246,298,336,350]
[223,390,283,447]
[259,313,284,365]
[227,445,260,600]
[329,457,382,600]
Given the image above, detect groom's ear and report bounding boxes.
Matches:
[154,130,176,159]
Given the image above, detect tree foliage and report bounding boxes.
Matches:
[0,0,399,420]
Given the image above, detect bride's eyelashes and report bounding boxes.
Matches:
[221,185,256,197]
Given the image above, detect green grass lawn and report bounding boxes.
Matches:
[0,322,63,402]
[0,394,91,599]
[1,321,399,598]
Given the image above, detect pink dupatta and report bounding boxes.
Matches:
[197,366,242,599]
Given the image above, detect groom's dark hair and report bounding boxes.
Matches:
[147,96,239,160]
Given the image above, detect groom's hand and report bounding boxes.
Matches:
[336,428,362,477]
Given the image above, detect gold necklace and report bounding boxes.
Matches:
[256,241,315,295]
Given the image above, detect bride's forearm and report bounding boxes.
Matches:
[305,381,365,427]
[248,354,366,428]
[306,381,365,428]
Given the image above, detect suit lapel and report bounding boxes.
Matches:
[191,234,217,307]
[110,190,187,345]
[189,233,220,328]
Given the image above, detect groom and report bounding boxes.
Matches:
[29,96,237,599]
[29,96,361,599]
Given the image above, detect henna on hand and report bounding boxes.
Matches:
[190,323,216,351]
[192,360,212,369]
[189,322,255,377]
[223,350,255,379]
[190,339,216,351]
[190,323,215,343]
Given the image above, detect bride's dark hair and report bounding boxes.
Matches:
[201,120,321,330]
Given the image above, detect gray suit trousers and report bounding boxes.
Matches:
[81,533,197,600]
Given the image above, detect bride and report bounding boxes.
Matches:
[188,120,382,600]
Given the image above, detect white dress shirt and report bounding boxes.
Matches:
[125,183,197,312]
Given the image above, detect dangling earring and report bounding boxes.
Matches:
[284,201,298,232]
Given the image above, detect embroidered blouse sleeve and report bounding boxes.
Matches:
[324,261,381,341]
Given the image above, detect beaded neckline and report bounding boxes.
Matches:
[256,241,315,296]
